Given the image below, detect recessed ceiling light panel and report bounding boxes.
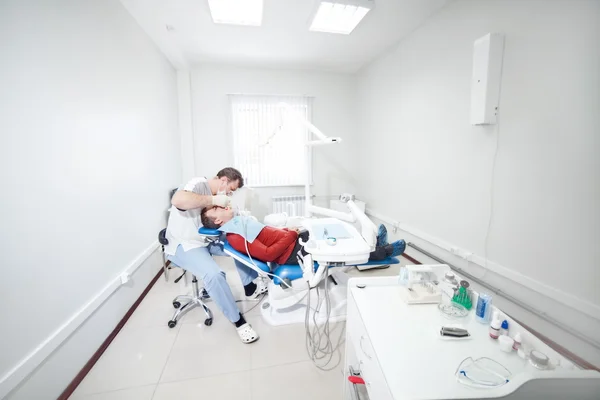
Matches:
[309,0,373,35]
[208,0,263,26]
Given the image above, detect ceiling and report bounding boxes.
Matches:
[120,0,450,73]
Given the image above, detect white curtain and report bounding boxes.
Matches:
[230,94,313,187]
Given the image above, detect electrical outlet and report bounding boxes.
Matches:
[450,247,464,257]
[450,247,472,260]
[120,272,131,285]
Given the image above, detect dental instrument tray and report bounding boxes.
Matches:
[397,265,443,304]
[397,283,443,304]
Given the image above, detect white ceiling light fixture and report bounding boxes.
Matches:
[309,0,374,35]
[207,0,263,26]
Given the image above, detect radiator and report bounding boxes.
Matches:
[271,195,306,217]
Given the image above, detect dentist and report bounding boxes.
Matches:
[165,167,266,343]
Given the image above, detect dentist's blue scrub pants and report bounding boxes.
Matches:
[167,241,258,323]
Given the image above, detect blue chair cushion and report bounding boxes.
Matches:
[198,227,221,237]
[271,264,303,285]
[272,262,325,283]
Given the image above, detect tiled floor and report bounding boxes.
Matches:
[70,256,405,400]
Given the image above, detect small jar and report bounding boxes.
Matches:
[498,335,514,352]
[529,350,550,370]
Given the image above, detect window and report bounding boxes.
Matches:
[230,94,313,187]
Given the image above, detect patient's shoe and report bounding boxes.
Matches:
[236,323,259,344]
[389,240,406,257]
[246,278,268,300]
[377,224,389,247]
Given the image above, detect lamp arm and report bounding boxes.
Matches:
[277,102,342,217]
[277,102,341,144]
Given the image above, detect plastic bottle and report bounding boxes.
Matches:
[475,293,492,323]
[512,333,522,351]
[500,320,509,336]
[489,317,501,339]
[491,311,499,321]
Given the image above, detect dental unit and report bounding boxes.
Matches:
[198,103,399,368]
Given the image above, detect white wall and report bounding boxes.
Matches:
[355,0,600,364]
[178,71,197,182]
[0,0,181,397]
[187,65,358,220]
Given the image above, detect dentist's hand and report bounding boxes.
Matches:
[237,209,252,217]
[211,195,231,208]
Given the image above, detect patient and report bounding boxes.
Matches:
[200,206,405,265]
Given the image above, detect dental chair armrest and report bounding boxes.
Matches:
[198,227,221,237]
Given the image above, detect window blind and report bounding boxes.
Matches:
[230,94,312,187]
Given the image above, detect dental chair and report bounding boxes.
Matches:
[200,195,401,327]
[158,228,214,328]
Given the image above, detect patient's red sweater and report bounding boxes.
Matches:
[227,227,298,265]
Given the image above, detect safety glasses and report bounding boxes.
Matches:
[455,357,511,388]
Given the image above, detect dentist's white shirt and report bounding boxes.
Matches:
[164,177,212,255]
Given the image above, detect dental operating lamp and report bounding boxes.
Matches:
[276,102,377,254]
[276,102,347,219]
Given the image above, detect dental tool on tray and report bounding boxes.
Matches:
[398,265,443,304]
[440,326,470,338]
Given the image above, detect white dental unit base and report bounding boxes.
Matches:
[344,276,600,400]
[260,270,350,327]
[257,206,379,327]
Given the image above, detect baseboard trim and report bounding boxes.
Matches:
[513,318,600,372]
[0,242,161,399]
[401,252,421,265]
[57,264,167,400]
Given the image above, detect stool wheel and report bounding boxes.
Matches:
[168,320,177,328]
[172,301,181,309]
[204,318,213,326]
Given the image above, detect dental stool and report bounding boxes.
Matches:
[158,228,213,328]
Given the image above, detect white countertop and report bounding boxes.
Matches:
[350,285,592,399]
